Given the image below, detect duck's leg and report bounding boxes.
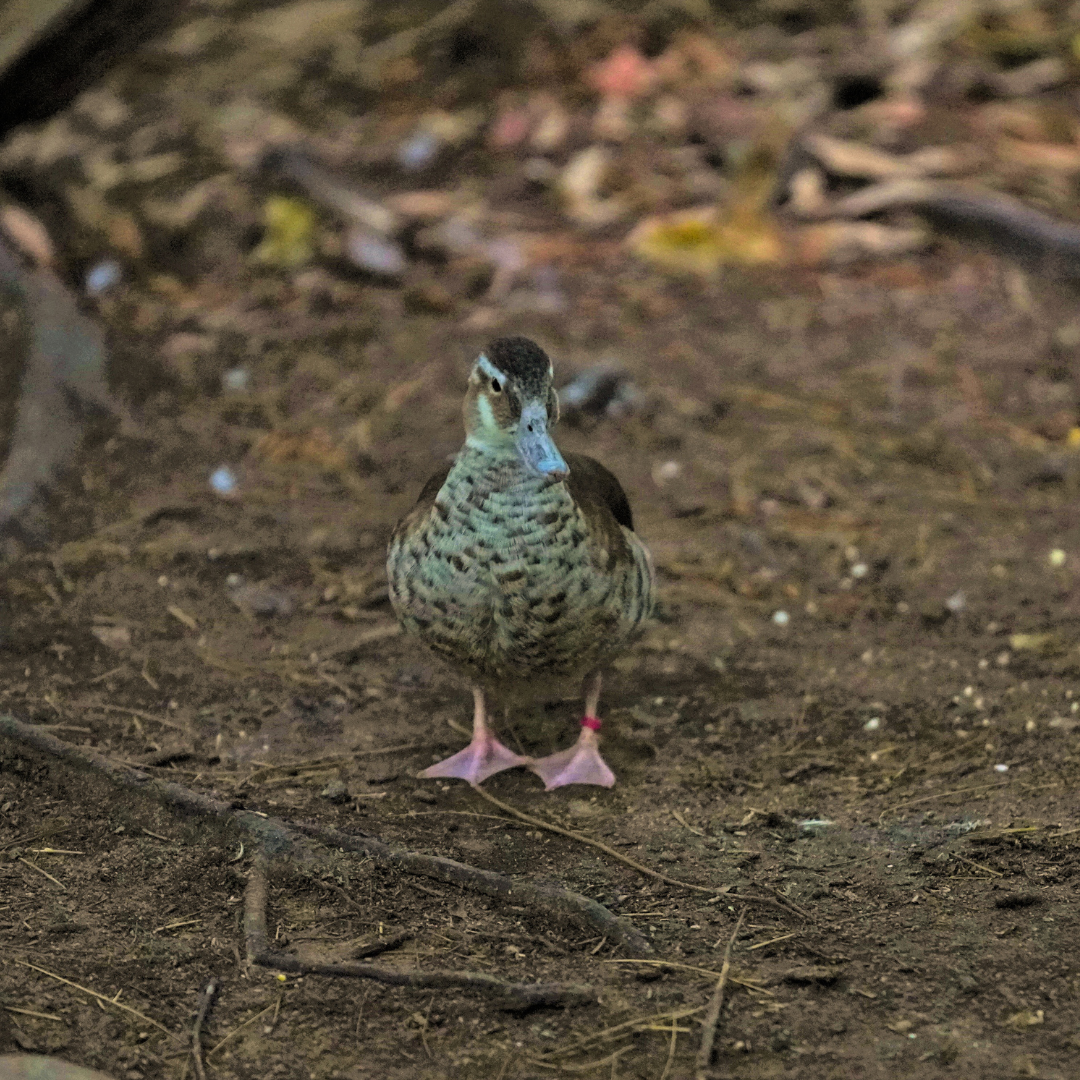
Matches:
[529,671,616,790]
[419,686,530,784]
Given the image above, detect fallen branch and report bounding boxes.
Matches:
[190,976,219,1080]
[695,908,746,1079]
[351,930,411,959]
[0,714,648,960]
[245,854,593,1011]
[787,176,1080,286]
[294,819,650,956]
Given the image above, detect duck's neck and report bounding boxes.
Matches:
[453,441,551,494]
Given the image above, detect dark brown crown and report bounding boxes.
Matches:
[482,337,552,397]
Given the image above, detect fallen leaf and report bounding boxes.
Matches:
[254,195,317,267]
[998,138,1080,172]
[793,221,928,267]
[628,204,785,274]
[1003,1009,1044,1030]
[90,625,131,651]
[587,44,656,100]
[1009,632,1064,655]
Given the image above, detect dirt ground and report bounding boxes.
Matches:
[3,2,1080,1078]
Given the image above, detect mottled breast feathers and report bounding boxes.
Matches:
[397,452,634,548]
[388,441,654,689]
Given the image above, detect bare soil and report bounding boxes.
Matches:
[2,4,1080,1079]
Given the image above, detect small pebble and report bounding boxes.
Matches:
[320,779,349,803]
[653,460,681,485]
[850,562,868,579]
[86,259,122,295]
[994,763,1009,773]
[864,717,881,731]
[230,583,295,618]
[223,367,250,392]
[346,228,407,277]
[1049,548,1067,568]
[945,590,966,613]
[523,156,558,183]
[397,130,440,170]
[209,466,237,496]
[772,610,790,626]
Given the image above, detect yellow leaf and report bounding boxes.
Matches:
[1003,1009,1044,1030]
[254,195,317,267]
[628,205,784,275]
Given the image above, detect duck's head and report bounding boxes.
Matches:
[463,336,568,480]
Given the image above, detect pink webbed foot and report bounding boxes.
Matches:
[529,718,616,790]
[419,733,530,785]
[420,687,530,784]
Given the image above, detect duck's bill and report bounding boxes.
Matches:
[516,401,569,479]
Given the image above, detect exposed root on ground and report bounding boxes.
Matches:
[0,714,652,1011]
[245,853,595,1010]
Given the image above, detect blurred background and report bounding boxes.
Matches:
[3,1,1080,1077]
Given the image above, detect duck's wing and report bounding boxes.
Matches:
[390,462,453,543]
[565,452,635,531]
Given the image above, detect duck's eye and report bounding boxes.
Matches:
[489,377,503,394]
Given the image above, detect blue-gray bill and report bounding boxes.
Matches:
[516,401,568,479]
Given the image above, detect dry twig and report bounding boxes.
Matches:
[471,785,714,893]
[533,1005,703,1062]
[951,852,1003,878]
[473,787,811,922]
[601,959,770,994]
[191,976,219,1080]
[206,1003,275,1058]
[245,854,593,1010]
[17,856,64,889]
[531,1047,631,1072]
[881,781,1009,817]
[12,960,179,1042]
[695,908,746,1079]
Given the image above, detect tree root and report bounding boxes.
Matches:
[292,819,651,955]
[0,235,115,533]
[0,714,651,1010]
[245,854,594,1010]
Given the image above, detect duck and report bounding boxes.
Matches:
[387,336,654,789]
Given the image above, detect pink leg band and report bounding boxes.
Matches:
[581,716,602,731]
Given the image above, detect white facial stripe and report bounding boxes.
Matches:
[476,355,506,384]
[475,392,498,432]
